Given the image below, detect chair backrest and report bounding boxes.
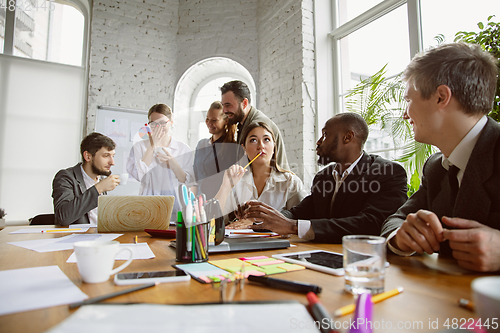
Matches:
[29,214,55,225]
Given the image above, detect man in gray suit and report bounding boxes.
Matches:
[381,43,500,272]
[52,133,120,226]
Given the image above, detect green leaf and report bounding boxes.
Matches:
[478,22,484,29]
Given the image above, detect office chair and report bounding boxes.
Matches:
[29,214,55,225]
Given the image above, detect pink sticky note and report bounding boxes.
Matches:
[252,259,285,266]
[239,256,268,261]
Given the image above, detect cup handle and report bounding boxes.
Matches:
[110,247,133,275]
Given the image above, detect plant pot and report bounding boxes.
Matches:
[0,218,5,229]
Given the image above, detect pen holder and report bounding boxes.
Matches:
[176,221,209,263]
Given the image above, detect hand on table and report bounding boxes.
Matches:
[393,209,444,254]
[226,219,255,230]
[242,200,298,235]
[442,217,500,272]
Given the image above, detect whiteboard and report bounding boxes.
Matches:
[94,105,149,196]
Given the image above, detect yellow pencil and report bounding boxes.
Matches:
[334,286,404,317]
[242,151,263,170]
[458,298,475,311]
[42,228,82,233]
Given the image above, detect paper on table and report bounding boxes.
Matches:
[71,223,97,228]
[46,302,320,333]
[66,243,155,263]
[224,229,279,238]
[9,226,91,234]
[0,266,88,316]
[7,233,122,252]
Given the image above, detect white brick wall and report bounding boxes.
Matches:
[87,0,317,186]
[87,0,179,133]
[257,0,317,186]
[176,0,259,88]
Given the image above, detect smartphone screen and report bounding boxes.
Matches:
[117,270,188,280]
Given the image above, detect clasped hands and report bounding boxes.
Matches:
[394,209,500,272]
[233,200,298,236]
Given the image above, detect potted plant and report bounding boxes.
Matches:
[0,208,6,228]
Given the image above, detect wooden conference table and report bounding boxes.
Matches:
[0,225,487,333]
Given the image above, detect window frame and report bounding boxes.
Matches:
[328,0,423,115]
[1,0,89,67]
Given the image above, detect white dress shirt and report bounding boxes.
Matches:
[224,167,308,217]
[298,153,364,240]
[80,165,98,225]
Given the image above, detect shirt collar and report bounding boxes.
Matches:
[241,167,287,189]
[442,116,487,171]
[332,152,364,178]
[80,165,97,186]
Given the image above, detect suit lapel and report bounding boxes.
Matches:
[73,163,87,195]
[454,118,500,221]
[331,153,370,211]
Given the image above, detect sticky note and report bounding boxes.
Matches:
[257,264,287,275]
[240,256,268,261]
[247,258,285,266]
[277,263,306,272]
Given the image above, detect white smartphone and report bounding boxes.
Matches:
[114,270,191,285]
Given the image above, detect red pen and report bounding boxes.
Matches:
[307,292,339,333]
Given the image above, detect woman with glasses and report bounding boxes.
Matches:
[127,104,193,214]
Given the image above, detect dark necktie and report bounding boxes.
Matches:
[448,165,460,206]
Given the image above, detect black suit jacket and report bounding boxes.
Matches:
[52,163,99,226]
[381,117,500,256]
[284,153,408,243]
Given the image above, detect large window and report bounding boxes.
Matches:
[329,0,498,158]
[1,0,84,66]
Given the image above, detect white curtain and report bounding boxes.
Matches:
[0,55,85,222]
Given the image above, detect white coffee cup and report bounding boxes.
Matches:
[119,173,129,186]
[471,276,500,332]
[74,241,133,283]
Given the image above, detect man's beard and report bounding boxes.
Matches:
[317,155,332,166]
[91,161,111,176]
[227,104,245,125]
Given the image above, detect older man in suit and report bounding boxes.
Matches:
[242,112,408,243]
[381,43,500,272]
[52,133,120,226]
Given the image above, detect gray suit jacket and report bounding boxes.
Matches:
[381,117,500,256]
[52,163,99,226]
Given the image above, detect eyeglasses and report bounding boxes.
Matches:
[211,265,246,303]
[148,120,170,128]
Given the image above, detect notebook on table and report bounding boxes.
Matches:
[97,196,175,232]
[169,237,290,253]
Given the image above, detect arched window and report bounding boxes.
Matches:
[173,57,256,148]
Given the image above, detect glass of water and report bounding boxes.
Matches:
[343,235,386,295]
